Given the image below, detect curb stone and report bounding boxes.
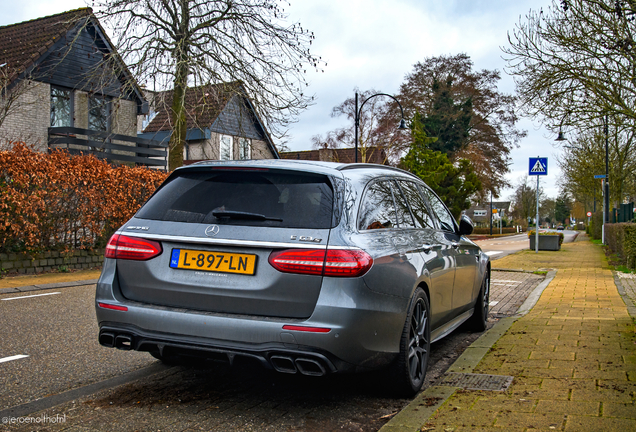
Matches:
[380,270,557,432]
[614,271,636,318]
[0,279,98,295]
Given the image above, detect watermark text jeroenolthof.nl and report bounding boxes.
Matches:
[2,414,66,425]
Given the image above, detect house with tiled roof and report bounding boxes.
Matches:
[466,201,511,227]
[0,9,164,167]
[138,81,278,162]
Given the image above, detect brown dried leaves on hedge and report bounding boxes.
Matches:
[0,142,168,254]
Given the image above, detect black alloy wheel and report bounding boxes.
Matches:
[408,296,430,384]
[468,272,490,332]
[388,288,430,396]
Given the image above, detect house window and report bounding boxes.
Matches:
[238,138,251,160]
[88,95,110,132]
[50,87,73,127]
[220,135,233,160]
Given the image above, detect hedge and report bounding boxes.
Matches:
[589,211,603,240]
[0,142,168,254]
[605,223,636,270]
[528,230,564,245]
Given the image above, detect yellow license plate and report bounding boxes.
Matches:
[169,249,257,275]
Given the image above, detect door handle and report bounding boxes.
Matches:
[422,244,432,253]
[451,242,460,249]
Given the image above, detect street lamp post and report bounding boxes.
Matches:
[603,114,610,244]
[353,92,408,163]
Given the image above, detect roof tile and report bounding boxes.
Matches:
[0,8,92,83]
[143,82,245,133]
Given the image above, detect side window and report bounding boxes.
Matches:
[358,180,397,230]
[220,135,233,160]
[50,87,73,127]
[399,181,435,229]
[88,95,110,132]
[392,181,416,229]
[420,187,456,233]
[238,138,251,160]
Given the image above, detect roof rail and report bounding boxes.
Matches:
[337,163,420,179]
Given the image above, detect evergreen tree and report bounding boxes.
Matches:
[421,77,472,158]
[401,114,481,219]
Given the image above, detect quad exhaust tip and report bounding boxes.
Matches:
[270,355,327,376]
[99,331,133,351]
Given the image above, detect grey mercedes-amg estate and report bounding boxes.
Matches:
[96,160,490,395]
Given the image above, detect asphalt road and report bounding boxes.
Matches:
[0,271,544,431]
[475,229,579,260]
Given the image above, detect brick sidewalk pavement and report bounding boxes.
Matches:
[490,271,544,318]
[383,238,636,431]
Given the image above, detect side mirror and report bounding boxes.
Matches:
[459,215,474,236]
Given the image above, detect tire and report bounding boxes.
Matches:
[388,288,431,397]
[467,271,490,332]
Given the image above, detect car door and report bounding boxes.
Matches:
[420,187,478,315]
[355,179,414,298]
[396,180,454,328]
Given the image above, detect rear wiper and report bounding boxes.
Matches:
[212,210,283,222]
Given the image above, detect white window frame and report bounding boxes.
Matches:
[220,135,233,160]
[238,138,251,160]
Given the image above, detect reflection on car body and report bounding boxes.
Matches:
[96,160,490,396]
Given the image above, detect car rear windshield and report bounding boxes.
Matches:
[136,169,335,229]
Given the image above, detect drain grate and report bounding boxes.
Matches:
[440,373,513,391]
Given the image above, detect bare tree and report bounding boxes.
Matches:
[0,64,22,131]
[503,0,636,131]
[311,88,405,164]
[93,0,324,170]
[557,116,636,207]
[510,175,544,225]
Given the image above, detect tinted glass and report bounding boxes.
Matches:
[399,181,435,229]
[392,181,416,229]
[358,180,397,230]
[136,170,334,228]
[420,187,456,232]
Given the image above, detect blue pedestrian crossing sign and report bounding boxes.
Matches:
[529,157,548,176]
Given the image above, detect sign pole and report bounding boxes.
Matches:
[536,173,539,253]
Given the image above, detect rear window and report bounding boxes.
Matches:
[136,170,335,229]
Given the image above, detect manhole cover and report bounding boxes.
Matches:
[440,373,513,391]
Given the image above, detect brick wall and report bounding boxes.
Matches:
[0,250,104,275]
[0,80,50,150]
[251,139,274,159]
[184,134,274,161]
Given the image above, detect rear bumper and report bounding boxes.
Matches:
[95,259,409,374]
[98,322,344,376]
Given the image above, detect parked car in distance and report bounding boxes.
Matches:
[96,160,490,395]
[556,225,564,230]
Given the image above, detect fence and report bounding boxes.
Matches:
[48,126,167,169]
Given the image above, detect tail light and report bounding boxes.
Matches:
[105,234,162,261]
[268,249,373,277]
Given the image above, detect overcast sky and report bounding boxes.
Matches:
[2,0,561,201]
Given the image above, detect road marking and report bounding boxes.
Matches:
[484,251,503,256]
[489,301,499,306]
[0,355,29,363]
[1,292,61,301]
